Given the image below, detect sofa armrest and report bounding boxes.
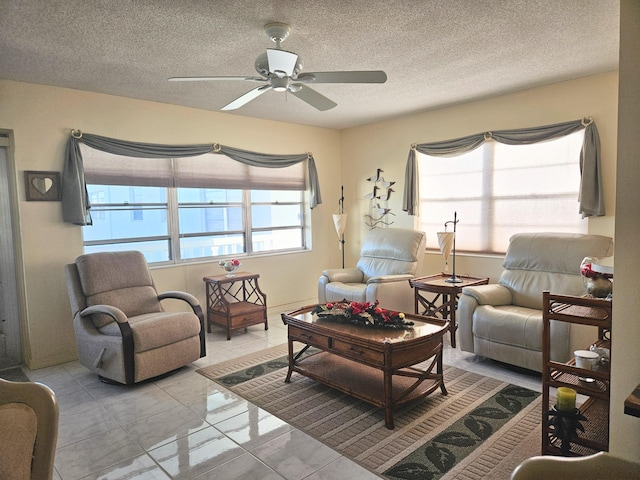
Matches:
[461,284,513,306]
[321,268,364,283]
[366,274,413,284]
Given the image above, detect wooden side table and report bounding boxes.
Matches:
[203,272,268,340]
[409,273,489,347]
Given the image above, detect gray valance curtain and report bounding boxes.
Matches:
[402,117,604,218]
[62,131,322,225]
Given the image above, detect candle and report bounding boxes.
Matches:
[556,387,577,411]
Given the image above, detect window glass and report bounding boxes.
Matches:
[252,228,303,252]
[83,172,307,262]
[418,131,587,253]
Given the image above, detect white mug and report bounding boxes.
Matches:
[574,349,600,382]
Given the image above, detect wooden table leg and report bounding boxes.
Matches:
[285,338,294,383]
[383,366,395,429]
[443,293,457,347]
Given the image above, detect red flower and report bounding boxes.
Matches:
[326,303,333,309]
[580,263,598,279]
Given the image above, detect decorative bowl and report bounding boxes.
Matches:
[219,259,241,277]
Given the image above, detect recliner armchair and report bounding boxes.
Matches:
[318,228,426,313]
[65,250,206,384]
[458,232,613,372]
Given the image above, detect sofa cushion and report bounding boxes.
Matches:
[356,228,424,280]
[98,311,201,352]
[500,270,585,310]
[324,282,367,303]
[76,251,163,328]
[503,232,614,274]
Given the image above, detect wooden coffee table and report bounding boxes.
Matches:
[281,305,449,429]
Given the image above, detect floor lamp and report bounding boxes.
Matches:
[332,186,347,268]
[438,211,462,283]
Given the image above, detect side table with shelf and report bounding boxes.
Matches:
[203,272,268,340]
[542,291,612,456]
[409,273,489,347]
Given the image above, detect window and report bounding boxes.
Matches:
[81,147,307,263]
[418,130,587,254]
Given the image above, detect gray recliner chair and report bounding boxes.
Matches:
[458,232,613,372]
[65,251,206,384]
[318,228,426,313]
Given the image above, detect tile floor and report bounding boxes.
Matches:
[23,311,542,480]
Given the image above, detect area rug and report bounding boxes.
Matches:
[197,344,543,480]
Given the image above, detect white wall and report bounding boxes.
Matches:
[610,0,640,461]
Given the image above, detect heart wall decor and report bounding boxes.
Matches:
[24,171,61,201]
[32,176,53,195]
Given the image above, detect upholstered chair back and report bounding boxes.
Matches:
[74,251,163,328]
[499,232,614,309]
[356,228,426,281]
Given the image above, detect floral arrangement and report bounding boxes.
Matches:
[311,300,414,329]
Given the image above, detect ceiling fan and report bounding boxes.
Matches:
[168,22,387,112]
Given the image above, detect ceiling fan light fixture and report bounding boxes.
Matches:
[271,76,289,92]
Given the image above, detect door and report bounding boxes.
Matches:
[0,134,22,368]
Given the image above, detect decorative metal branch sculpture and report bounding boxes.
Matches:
[365,169,395,229]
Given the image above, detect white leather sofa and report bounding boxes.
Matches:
[458,232,614,372]
[318,228,426,314]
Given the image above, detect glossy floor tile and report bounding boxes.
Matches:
[23,310,541,479]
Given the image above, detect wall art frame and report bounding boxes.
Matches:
[24,170,61,201]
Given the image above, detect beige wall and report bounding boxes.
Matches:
[0,79,342,368]
[1,68,630,458]
[340,72,618,278]
[610,0,640,461]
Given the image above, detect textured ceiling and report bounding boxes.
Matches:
[0,0,620,129]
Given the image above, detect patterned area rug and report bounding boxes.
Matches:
[197,344,542,480]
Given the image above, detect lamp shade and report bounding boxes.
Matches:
[437,231,455,266]
[332,213,347,246]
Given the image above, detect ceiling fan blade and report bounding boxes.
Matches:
[266,49,298,76]
[221,85,272,111]
[290,85,337,111]
[168,76,265,82]
[296,71,387,84]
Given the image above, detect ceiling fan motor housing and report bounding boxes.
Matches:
[254,52,303,78]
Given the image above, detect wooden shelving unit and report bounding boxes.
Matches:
[541,291,612,456]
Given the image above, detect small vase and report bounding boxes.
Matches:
[580,256,613,298]
[584,276,613,298]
